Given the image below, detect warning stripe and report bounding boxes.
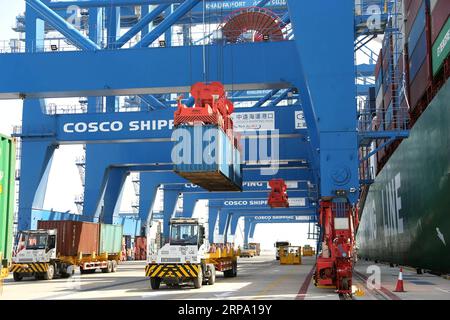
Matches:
[179,266,190,277]
[151,265,163,277]
[10,263,48,273]
[191,265,200,273]
[184,264,193,274]
[146,264,200,278]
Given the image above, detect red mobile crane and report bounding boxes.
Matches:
[314,200,359,295]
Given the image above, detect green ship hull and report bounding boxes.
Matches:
[357,81,450,274]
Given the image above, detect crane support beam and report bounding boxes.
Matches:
[218,209,316,240]
[287,0,358,203]
[0,42,297,99]
[111,4,170,49]
[134,0,201,48]
[252,89,280,108]
[268,88,293,107]
[26,0,101,51]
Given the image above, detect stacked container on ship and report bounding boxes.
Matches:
[357,0,450,274]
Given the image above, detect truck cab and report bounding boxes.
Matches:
[149,218,208,265]
[146,218,237,289]
[239,244,256,258]
[14,230,57,264]
[147,218,210,289]
[11,229,73,281]
[274,241,290,260]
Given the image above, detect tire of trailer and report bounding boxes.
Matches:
[150,277,161,290]
[193,266,203,289]
[80,267,89,275]
[61,267,74,278]
[13,272,23,282]
[207,264,216,285]
[43,264,55,280]
[223,262,236,278]
[111,260,118,273]
[232,261,237,277]
[102,261,113,273]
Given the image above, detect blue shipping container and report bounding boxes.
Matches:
[375,67,383,96]
[173,125,242,191]
[409,29,428,81]
[408,0,427,57]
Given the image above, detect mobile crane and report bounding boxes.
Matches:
[314,199,358,296]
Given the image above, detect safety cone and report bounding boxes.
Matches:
[394,268,406,292]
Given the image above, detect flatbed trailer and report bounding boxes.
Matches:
[10,252,121,280]
[11,222,123,281]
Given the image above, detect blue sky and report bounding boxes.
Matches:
[0,1,25,134]
[0,1,24,39]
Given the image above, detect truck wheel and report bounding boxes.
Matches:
[223,268,233,278]
[102,261,113,273]
[111,261,118,273]
[193,267,203,289]
[13,272,23,282]
[208,264,216,285]
[80,268,88,275]
[43,265,55,280]
[150,277,161,290]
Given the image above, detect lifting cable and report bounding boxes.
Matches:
[202,0,207,82]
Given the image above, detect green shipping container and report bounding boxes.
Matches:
[432,17,450,76]
[99,224,123,254]
[0,134,15,270]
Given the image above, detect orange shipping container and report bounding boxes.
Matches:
[37,221,100,257]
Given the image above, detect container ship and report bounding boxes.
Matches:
[357,0,450,274]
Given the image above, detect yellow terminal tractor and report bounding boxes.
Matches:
[239,244,256,258]
[279,246,302,265]
[302,245,315,256]
[274,241,290,260]
[146,218,238,289]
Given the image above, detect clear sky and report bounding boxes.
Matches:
[0,1,378,250]
[0,0,25,135]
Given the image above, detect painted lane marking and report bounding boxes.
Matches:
[354,270,401,300]
[435,287,450,294]
[295,264,315,300]
[44,278,147,300]
[214,291,235,298]
[353,271,387,300]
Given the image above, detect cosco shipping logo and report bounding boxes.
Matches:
[63,120,174,133]
[224,200,267,206]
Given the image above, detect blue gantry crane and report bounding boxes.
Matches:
[0,0,410,295]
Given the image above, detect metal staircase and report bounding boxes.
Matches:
[357,0,410,186]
